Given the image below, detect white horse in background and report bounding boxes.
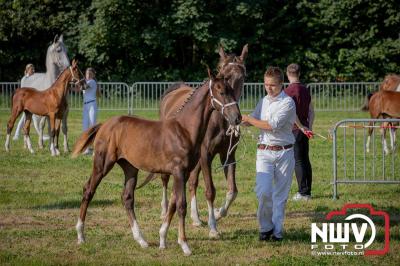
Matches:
[13,35,71,152]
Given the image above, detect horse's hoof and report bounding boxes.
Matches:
[209,230,220,239]
[138,240,149,248]
[178,240,192,256]
[77,238,85,244]
[29,149,35,154]
[55,149,60,156]
[159,243,166,250]
[192,220,202,227]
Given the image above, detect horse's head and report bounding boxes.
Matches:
[208,68,242,126]
[69,59,87,90]
[47,34,70,72]
[217,44,248,100]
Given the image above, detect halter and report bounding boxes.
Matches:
[208,80,238,116]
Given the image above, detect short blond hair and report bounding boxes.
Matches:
[264,66,284,83]
[286,63,300,76]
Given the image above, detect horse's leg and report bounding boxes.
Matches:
[160,170,191,255]
[23,111,34,154]
[118,159,148,248]
[188,161,202,226]
[48,114,57,156]
[199,153,219,238]
[366,121,374,153]
[36,115,44,149]
[382,125,389,155]
[160,174,170,219]
[54,118,61,156]
[159,185,177,250]
[5,105,23,152]
[76,148,116,244]
[215,151,238,221]
[175,171,191,255]
[62,107,70,153]
[389,125,395,151]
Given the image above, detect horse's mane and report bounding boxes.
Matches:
[161,82,187,100]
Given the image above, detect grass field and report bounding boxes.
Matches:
[0,109,399,265]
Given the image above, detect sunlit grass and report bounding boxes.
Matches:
[0,110,398,265]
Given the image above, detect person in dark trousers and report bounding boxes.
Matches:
[284,63,314,201]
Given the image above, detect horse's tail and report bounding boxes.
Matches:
[136,173,157,190]
[71,123,102,158]
[361,92,374,111]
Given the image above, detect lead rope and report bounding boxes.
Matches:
[214,125,245,172]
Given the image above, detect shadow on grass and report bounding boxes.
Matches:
[31,199,115,210]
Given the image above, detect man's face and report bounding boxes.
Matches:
[264,76,282,97]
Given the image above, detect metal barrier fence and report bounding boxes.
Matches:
[0,81,380,112]
[332,119,400,199]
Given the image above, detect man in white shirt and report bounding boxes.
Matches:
[241,66,296,241]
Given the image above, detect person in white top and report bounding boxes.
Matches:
[241,66,296,241]
[82,67,100,154]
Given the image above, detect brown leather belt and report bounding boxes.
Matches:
[257,144,293,151]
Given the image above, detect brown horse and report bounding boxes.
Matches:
[365,90,400,154]
[5,59,84,155]
[139,44,247,238]
[72,70,241,255]
[363,74,400,154]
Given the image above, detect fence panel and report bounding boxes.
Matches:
[308,82,379,111]
[332,119,400,199]
[0,82,20,110]
[0,81,381,112]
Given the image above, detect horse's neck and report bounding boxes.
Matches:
[176,82,213,146]
[49,70,70,100]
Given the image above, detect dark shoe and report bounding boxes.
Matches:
[271,235,283,241]
[259,229,273,241]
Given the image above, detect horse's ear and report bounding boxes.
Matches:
[72,59,77,67]
[218,45,226,60]
[239,44,248,62]
[59,34,64,43]
[53,35,59,44]
[207,67,215,80]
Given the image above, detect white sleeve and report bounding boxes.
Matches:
[250,98,263,120]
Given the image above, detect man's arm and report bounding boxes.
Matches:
[308,101,315,130]
[241,114,273,130]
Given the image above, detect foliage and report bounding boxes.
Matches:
[0,0,399,82]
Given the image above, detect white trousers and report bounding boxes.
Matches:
[82,102,97,131]
[255,147,295,238]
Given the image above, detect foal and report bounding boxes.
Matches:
[5,59,84,156]
[365,90,400,154]
[72,71,241,255]
[363,74,400,154]
[141,45,247,238]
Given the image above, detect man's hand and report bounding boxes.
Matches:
[241,114,252,127]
